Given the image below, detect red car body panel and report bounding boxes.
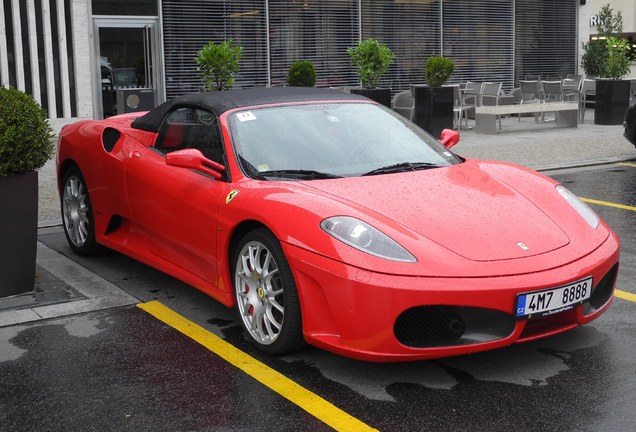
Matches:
[56,93,620,362]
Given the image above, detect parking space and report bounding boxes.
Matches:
[1,163,635,432]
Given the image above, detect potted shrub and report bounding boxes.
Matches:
[595,36,631,125]
[581,4,630,125]
[287,60,317,87]
[0,86,54,297]
[195,38,243,91]
[411,56,455,137]
[347,38,395,108]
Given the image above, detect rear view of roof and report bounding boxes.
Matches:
[131,87,369,132]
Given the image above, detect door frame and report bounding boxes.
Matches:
[92,17,164,119]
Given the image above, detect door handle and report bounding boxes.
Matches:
[129,151,141,158]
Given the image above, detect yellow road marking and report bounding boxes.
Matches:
[580,197,636,212]
[137,301,378,432]
[616,289,636,303]
[617,162,636,168]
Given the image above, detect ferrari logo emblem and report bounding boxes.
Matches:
[517,242,529,251]
[257,287,265,299]
[225,189,240,205]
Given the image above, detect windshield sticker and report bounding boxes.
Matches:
[236,111,257,122]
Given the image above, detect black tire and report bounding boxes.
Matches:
[232,228,305,355]
[61,166,102,256]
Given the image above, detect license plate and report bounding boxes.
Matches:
[515,277,593,319]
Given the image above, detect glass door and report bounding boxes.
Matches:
[94,18,161,118]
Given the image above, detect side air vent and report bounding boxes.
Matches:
[102,127,121,153]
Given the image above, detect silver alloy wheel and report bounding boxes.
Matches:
[62,175,90,247]
[235,240,285,345]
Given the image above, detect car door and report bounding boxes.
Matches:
[124,106,230,287]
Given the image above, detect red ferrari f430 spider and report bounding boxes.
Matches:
[56,88,620,361]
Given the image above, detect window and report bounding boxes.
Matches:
[162,0,268,98]
[92,0,158,16]
[361,0,441,92]
[442,0,514,89]
[515,0,577,82]
[155,107,225,168]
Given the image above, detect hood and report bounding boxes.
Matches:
[302,163,569,262]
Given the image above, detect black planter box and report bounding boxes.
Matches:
[411,85,454,137]
[0,171,38,297]
[594,79,630,125]
[349,87,392,109]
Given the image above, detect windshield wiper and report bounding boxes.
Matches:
[362,162,440,176]
[258,169,343,180]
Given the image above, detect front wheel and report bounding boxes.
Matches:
[61,166,101,256]
[233,228,304,355]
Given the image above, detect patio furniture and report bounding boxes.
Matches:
[480,82,504,129]
[463,81,483,106]
[391,90,414,120]
[541,80,567,123]
[542,80,564,102]
[453,85,474,130]
[563,77,582,102]
[475,102,578,134]
[518,80,543,122]
[579,79,596,122]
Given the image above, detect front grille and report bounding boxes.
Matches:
[394,306,515,348]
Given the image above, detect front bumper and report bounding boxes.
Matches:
[284,232,620,362]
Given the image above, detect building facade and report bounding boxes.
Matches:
[0,0,633,130]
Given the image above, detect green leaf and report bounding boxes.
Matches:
[0,87,54,177]
[194,39,243,91]
[347,39,395,89]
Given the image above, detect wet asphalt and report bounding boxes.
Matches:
[1,163,635,432]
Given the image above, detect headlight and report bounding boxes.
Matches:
[320,216,417,262]
[556,185,599,229]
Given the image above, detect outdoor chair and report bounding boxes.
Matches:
[542,80,564,102]
[579,79,596,122]
[463,81,483,106]
[518,80,543,122]
[391,90,414,120]
[563,77,582,102]
[453,85,474,130]
[541,80,565,123]
[479,82,504,129]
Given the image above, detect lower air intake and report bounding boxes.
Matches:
[394,305,515,348]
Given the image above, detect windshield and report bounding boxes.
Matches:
[228,102,461,180]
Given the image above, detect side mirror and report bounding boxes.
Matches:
[439,128,460,149]
[165,148,225,179]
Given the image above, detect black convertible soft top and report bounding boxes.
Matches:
[131,87,369,132]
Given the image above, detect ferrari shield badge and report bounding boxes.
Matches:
[226,189,240,205]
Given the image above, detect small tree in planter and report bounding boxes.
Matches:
[412,56,456,137]
[580,40,607,78]
[0,86,54,297]
[581,3,624,78]
[347,38,395,107]
[584,4,632,125]
[195,39,243,91]
[424,56,455,87]
[287,60,317,87]
[604,36,631,80]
